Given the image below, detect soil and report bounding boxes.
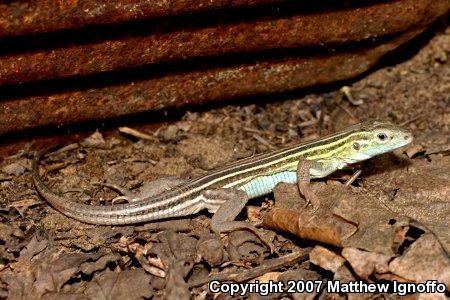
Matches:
[0,22,449,299]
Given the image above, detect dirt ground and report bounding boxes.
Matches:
[0,22,449,299]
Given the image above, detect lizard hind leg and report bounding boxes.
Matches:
[204,188,274,252]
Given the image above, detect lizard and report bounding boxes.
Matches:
[32,120,413,245]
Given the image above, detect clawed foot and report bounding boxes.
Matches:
[211,220,275,253]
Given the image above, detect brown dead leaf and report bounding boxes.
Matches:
[365,155,450,253]
[341,248,390,281]
[271,182,307,211]
[7,198,42,215]
[388,233,450,289]
[165,260,190,299]
[1,266,34,299]
[18,234,48,261]
[309,246,346,273]
[330,188,414,256]
[1,250,103,299]
[79,252,121,275]
[84,269,153,299]
[41,291,90,299]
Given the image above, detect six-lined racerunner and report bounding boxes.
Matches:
[33,121,413,241]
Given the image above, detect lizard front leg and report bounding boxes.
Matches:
[203,188,274,252]
[297,159,337,209]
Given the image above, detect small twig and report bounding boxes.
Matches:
[298,119,317,128]
[47,143,79,156]
[189,250,308,287]
[7,198,42,209]
[7,198,43,217]
[5,142,35,160]
[317,108,325,136]
[252,134,276,149]
[336,103,359,121]
[44,161,72,173]
[243,127,264,134]
[400,115,422,127]
[340,86,364,106]
[123,158,158,165]
[344,170,362,186]
[119,127,155,141]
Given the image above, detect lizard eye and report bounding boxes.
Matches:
[353,142,360,150]
[377,133,388,141]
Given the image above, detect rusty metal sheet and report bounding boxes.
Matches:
[0,0,448,85]
[0,0,284,37]
[0,29,421,135]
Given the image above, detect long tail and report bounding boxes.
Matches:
[32,148,171,225]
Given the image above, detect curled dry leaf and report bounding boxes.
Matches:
[263,207,355,247]
[341,248,390,281]
[309,246,346,273]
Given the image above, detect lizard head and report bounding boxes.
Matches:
[338,121,413,164]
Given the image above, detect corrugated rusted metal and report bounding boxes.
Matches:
[0,0,284,37]
[0,0,448,135]
[0,29,422,134]
[0,0,447,85]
